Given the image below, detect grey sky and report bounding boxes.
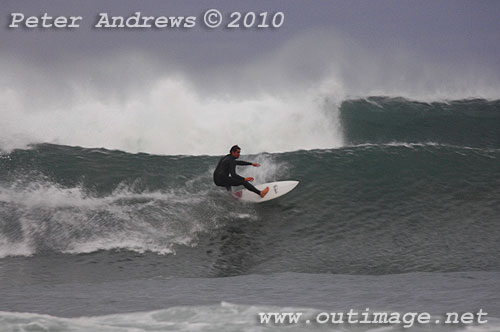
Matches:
[2,0,500,69]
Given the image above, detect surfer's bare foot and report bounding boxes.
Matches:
[260,187,269,198]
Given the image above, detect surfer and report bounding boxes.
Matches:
[213,145,269,198]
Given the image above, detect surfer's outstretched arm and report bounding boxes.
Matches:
[236,161,260,167]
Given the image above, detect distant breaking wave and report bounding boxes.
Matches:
[2,29,500,155]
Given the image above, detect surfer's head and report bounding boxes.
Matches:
[230,145,241,158]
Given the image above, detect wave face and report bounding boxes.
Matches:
[341,97,500,148]
[1,97,499,276]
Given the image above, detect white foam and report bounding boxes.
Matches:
[0,178,230,258]
[0,55,343,155]
[1,303,499,332]
[0,236,34,258]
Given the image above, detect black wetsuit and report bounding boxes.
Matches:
[213,154,261,195]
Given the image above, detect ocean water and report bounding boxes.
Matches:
[1,97,499,331]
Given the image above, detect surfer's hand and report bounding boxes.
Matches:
[245,177,254,182]
[252,163,260,167]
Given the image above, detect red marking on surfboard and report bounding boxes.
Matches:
[233,191,242,198]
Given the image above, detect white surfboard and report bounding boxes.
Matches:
[233,180,299,203]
